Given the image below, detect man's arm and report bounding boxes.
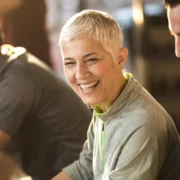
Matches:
[52,171,71,180]
[0,130,13,179]
[0,152,18,180]
[0,130,11,150]
[0,151,31,180]
[0,130,27,180]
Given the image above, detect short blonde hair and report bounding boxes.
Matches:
[59,9,124,59]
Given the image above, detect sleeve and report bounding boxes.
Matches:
[63,118,95,180]
[104,113,166,180]
[0,72,34,136]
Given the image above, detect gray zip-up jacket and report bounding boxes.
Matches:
[63,74,180,180]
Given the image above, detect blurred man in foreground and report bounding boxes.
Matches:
[0,2,91,179]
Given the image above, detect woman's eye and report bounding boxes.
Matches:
[87,58,98,62]
[64,62,75,66]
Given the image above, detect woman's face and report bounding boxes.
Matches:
[61,38,126,111]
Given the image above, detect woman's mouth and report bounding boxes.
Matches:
[79,80,99,90]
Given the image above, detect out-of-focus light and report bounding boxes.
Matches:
[19,177,32,180]
[113,7,132,28]
[132,0,144,27]
[61,0,80,9]
[103,0,124,9]
[144,3,165,16]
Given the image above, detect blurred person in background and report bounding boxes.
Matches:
[0,0,23,17]
[2,0,53,68]
[164,0,180,58]
[0,3,91,179]
[52,9,180,180]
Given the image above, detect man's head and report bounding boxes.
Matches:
[164,0,180,57]
[163,0,180,8]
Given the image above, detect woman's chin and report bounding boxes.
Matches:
[82,99,97,107]
[79,93,101,107]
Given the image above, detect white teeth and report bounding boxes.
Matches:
[80,81,98,90]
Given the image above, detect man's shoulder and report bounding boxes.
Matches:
[1,44,27,60]
[0,44,52,78]
[0,44,28,74]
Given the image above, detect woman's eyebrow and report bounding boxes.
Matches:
[64,57,74,61]
[64,52,98,60]
[83,52,97,58]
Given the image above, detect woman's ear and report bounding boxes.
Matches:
[116,47,128,69]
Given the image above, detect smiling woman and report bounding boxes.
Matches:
[52,9,180,180]
[61,37,128,112]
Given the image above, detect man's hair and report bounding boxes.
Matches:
[163,0,180,8]
[59,9,123,59]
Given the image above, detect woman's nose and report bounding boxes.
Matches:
[75,63,89,79]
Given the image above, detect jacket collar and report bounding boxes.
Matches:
[93,74,142,122]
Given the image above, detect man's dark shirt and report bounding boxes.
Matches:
[0,45,91,180]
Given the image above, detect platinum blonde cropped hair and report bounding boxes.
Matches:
[59,9,124,59]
